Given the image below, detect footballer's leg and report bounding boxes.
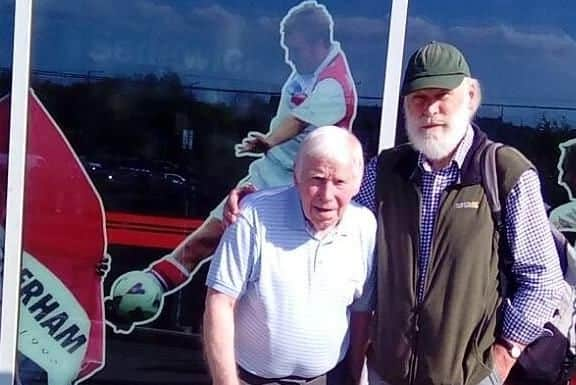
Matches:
[147,164,268,292]
[171,217,224,271]
[146,217,224,292]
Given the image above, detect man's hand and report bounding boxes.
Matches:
[223,184,257,227]
[234,131,270,157]
[492,342,519,382]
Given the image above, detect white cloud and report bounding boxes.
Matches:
[188,4,245,28]
[452,24,576,56]
[257,16,281,33]
[407,16,445,42]
[186,4,246,49]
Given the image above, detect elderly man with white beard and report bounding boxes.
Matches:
[354,41,564,385]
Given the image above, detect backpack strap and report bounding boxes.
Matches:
[480,141,504,229]
[479,141,520,296]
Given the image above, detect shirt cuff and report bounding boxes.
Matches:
[500,298,553,344]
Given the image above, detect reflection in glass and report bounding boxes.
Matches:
[19,0,391,383]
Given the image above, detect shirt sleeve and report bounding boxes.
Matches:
[500,169,565,344]
[350,210,377,312]
[291,78,346,127]
[205,211,258,299]
[353,156,377,214]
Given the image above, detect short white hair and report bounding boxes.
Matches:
[294,125,364,183]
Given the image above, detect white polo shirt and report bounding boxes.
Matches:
[206,186,376,378]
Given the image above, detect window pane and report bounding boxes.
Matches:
[0,0,14,358]
[0,0,11,95]
[19,1,391,383]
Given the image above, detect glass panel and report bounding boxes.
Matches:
[0,0,14,348]
[19,0,391,383]
[0,0,11,96]
[403,0,576,244]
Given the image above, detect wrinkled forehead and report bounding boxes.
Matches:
[301,153,352,172]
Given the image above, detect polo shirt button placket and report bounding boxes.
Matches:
[313,241,323,270]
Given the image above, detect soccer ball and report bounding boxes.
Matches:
[110,271,164,322]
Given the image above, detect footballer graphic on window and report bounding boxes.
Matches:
[106,0,359,334]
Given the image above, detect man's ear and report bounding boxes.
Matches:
[467,80,481,112]
[467,84,476,108]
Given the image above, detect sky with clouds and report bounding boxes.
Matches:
[405,0,576,108]
[1,0,575,109]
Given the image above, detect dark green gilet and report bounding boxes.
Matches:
[368,130,532,385]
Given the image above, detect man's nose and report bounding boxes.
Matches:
[319,182,335,200]
[424,99,440,116]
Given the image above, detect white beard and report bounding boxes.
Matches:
[405,95,472,161]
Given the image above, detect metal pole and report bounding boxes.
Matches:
[378,0,409,151]
[0,0,33,383]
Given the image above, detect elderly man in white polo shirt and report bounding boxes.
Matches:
[203,126,375,385]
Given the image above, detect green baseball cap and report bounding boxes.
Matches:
[402,41,471,96]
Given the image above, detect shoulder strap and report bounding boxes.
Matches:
[480,141,504,229]
[480,141,514,294]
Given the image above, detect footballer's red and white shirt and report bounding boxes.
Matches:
[266,42,358,171]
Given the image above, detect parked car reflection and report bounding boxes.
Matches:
[80,158,197,217]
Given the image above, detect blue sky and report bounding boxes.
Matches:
[405,0,576,108]
[1,0,576,111]
[410,0,575,36]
